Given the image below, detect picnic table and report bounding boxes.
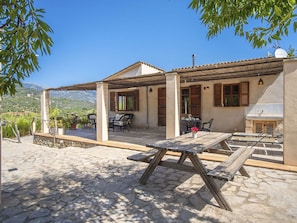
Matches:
[127,131,255,211]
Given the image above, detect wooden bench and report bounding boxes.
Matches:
[127,149,158,163]
[228,132,283,148]
[207,146,255,181]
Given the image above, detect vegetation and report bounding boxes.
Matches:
[1,85,96,138]
[189,0,297,48]
[0,0,53,96]
[1,111,40,138]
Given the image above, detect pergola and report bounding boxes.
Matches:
[47,57,283,91]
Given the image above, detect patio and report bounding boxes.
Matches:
[1,135,297,222]
[33,127,292,173]
[65,127,284,163]
[66,127,167,146]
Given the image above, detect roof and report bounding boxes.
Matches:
[103,61,165,81]
[47,57,285,91]
[175,57,284,83]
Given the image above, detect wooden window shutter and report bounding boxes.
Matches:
[110,92,116,111]
[134,90,139,111]
[240,82,249,106]
[214,83,222,107]
[190,85,201,118]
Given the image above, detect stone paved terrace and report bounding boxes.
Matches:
[1,136,297,222]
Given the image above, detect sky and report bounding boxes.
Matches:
[25,0,297,88]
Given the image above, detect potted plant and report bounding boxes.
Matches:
[191,126,199,138]
[65,113,79,130]
[49,108,66,135]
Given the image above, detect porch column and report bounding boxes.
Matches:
[41,90,50,133]
[165,72,180,139]
[96,82,109,142]
[283,58,297,166]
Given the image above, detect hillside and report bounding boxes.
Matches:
[1,83,96,114]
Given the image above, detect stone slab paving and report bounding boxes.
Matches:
[1,136,297,223]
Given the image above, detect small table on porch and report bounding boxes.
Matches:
[128,131,254,211]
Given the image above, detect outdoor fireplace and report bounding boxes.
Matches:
[245,103,283,136]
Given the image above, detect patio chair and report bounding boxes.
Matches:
[180,119,189,135]
[87,113,96,129]
[200,118,214,132]
[124,113,134,128]
[112,114,129,132]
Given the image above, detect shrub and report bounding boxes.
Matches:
[1,112,40,138]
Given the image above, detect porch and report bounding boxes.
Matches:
[32,127,295,173]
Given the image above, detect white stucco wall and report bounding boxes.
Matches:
[109,73,283,133]
[140,64,162,75]
[199,74,283,132]
[119,64,162,78]
[283,59,297,166]
[108,86,160,129]
[120,66,142,78]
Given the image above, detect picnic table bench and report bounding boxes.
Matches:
[228,132,283,147]
[127,132,256,211]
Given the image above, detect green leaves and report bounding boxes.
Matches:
[0,0,53,96]
[189,0,297,48]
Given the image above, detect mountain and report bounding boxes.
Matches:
[22,83,96,103]
[2,83,96,114]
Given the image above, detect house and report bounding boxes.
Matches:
[41,57,297,166]
[106,58,284,134]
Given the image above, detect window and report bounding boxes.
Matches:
[181,88,190,114]
[110,90,139,111]
[214,82,249,107]
[180,85,201,117]
[224,84,240,106]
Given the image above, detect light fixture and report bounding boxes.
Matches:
[149,88,153,92]
[258,78,264,85]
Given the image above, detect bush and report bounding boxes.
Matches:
[1,112,40,138]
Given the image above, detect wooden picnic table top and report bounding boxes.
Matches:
[146,131,232,154]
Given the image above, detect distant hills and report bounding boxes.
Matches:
[2,83,96,114]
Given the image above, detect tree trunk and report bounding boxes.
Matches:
[0,96,2,204]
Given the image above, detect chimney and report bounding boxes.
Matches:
[192,54,196,67]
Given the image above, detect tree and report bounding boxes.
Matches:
[287,46,296,57]
[189,0,297,48]
[0,0,53,204]
[0,0,53,96]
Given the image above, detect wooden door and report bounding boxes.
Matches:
[158,88,166,126]
[253,121,276,135]
[190,85,201,118]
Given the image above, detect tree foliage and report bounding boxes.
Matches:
[189,0,297,48]
[0,0,53,96]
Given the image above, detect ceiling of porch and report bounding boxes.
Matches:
[47,57,285,91]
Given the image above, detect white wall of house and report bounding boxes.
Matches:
[119,64,162,78]
[109,73,283,133]
[201,74,283,132]
[109,86,161,128]
[283,59,297,166]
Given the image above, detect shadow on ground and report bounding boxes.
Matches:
[0,160,225,223]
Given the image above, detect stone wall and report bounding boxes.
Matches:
[33,134,97,149]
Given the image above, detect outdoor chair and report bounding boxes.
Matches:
[123,113,134,128]
[112,114,130,132]
[180,119,188,135]
[200,118,214,132]
[87,113,96,129]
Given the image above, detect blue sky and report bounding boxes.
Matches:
[25,0,297,88]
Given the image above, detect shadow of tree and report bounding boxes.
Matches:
[1,159,225,223]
